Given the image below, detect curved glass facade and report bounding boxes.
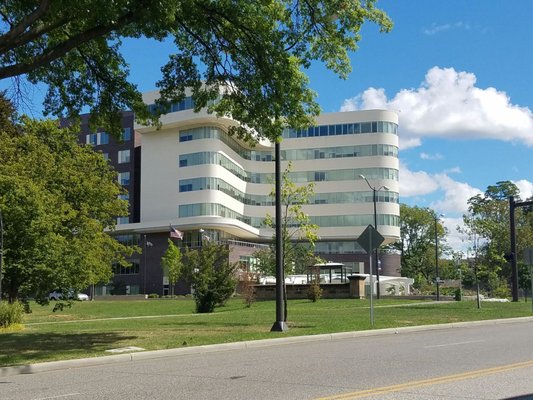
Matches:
[179,202,399,229]
[179,177,399,206]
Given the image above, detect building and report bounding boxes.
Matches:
[72,112,142,224]
[104,91,400,296]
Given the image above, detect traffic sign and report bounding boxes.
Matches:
[356,224,385,254]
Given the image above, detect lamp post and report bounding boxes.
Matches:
[143,234,153,295]
[434,213,444,301]
[359,175,389,299]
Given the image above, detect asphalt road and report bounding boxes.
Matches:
[2,319,533,400]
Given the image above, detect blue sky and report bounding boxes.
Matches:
[3,0,533,251]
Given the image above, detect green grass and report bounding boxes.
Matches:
[0,298,531,367]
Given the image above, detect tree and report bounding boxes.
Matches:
[253,162,321,318]
[463,181,533,296]
[1,1,392,139]
[391,204,447,288]
[0,96,133,303]
[161,239,184,298]
[184,240,237,313]
[258,162,320,275]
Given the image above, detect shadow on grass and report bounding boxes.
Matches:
[0,331,137,367]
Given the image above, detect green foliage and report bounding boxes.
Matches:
[0,300,24,327]
[0,97,135,302]
[147,293,159,299]
[1,1,391,140]
[391,204,447,283]
[255,162,320,277]
[241,272,256,308]
[161,239,184,297]
[306,277,323,303]
[184,241,238,313]
[462,181,533,294]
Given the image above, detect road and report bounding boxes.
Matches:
[2,319,533,400]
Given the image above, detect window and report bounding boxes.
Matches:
[99,132,109,145]
[116,216,129,224]
[118,149,130,164]
[86,133,97,145]
[102,153,109,161]
[118,172,130,186]
[122,128,132,141]
[314,171,326,181]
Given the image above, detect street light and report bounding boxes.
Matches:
[434,213,444,301]
[359,174,389,299]
[143,234,153,295]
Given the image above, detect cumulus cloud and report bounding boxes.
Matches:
[400,162,481,215]
[341,67,533,149]
[399,162,439,197]
[514,179,533,200]
[430,174,482,214]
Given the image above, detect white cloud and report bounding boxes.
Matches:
[430,174,482,215]
[423,22,471,36]
[423,23,451,35]
[399,162,439,197]
[341,66,533,149]
[400,162,482,215]
[513,179,533,200]
[420,152,443,160]
[444,166,462,174]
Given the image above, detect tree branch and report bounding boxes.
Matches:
[0,11,136,79]
[0,16,71,54]
[0,0,51,51]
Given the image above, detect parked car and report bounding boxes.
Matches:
[48,290,89,301]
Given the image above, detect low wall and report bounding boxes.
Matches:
[254,282,362,300]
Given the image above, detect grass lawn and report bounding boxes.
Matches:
[1,297,531,367]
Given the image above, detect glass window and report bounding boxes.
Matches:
[118,172,130,186]
[99,132,109,145]
[122,128,132,141]
[118,149,130,164]
[116,216,129,225]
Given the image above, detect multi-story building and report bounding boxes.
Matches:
[108,91,400,296]
[73,112,141,224]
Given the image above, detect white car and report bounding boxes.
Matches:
[49,291,89,301]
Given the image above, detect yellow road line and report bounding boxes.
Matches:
[316,360,533,400]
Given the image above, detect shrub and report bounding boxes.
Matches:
[0,301,25,328]
[307,281,323,302]
[147,293,159,298]
[184,241,238,313]
[241,272,256,308]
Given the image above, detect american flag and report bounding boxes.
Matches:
[170,225,183,239]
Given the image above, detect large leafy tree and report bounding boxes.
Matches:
[0,0,392,138]
[0,96,133,302]
[463,181,533,296]
[391,204,447,287]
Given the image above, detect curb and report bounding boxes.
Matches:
[2,316,532,377]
